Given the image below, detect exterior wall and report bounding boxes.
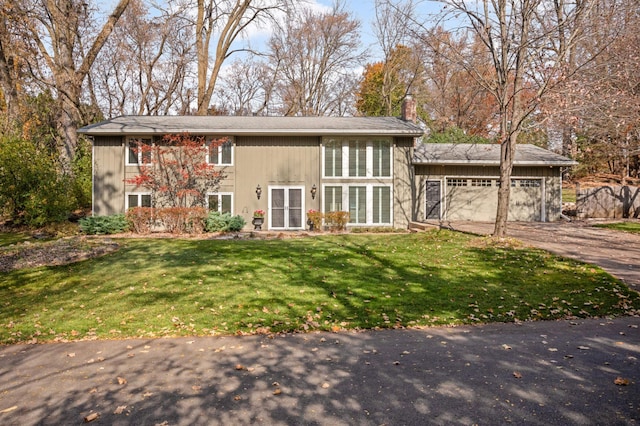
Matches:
[393,137,416,228]
[93,136,125,215]
[92,133,418,230]
[233,136,320,230]
[414,165,563,222]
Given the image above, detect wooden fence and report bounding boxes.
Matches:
[576,185,640,219]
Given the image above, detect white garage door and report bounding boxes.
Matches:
[443,178,543,222]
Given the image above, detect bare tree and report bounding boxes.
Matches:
[5,0,130,173]
[266,1,364,116]
[195,0,288,115]
[92,0,194,116]
[409,0,594,236]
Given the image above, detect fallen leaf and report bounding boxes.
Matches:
[577,346,590,350]
[192,385,202,391]
[233,395,242,401]
[614,377,630,386]
[321,382,330,389]
[67,353,76,358]
[235,364,245,370]
[501,344,512,350]
[0,406,18,414]
[117,377,127,385]
[548,348,558,352]
[272,382,280,387]
[89,388,97,394]
[273,388,282,395]
[393,361,400,365]
[83,412,99,422]
[113,406,127,415]
[513,371,522,379]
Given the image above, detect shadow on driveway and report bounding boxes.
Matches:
[0,318,639,425]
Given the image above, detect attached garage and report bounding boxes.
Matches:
[414,144,577,222]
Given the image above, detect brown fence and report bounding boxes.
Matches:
[576,185,640,219]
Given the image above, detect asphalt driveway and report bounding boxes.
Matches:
[441,220,640,291]
[1,318,639,425]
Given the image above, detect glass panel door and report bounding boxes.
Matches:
[288,189,302,228]
[271,188,285,228]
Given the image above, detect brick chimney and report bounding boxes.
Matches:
[401,95,417,123]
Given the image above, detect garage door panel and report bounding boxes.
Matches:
[445,185,497,221]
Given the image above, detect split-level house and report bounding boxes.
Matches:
[78,99,576,230]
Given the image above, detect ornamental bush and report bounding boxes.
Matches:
[205,211,246,232]
[79,214,129,235]
[157,207,207,234]
[324,211,349,231]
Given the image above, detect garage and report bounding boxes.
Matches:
[414,144,576,222]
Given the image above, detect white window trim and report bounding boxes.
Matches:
[206,192,234,214]
[321,138,393,180]
[125,192,152,210]
[321,183,393,226]
[206,137,234,166]
[126,137,153,166]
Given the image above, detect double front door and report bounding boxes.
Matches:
[269,186,304,230]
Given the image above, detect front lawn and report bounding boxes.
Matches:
[593,222,640,234]
[1,231,638,344]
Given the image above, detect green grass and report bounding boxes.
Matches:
[562,188,576,203]
[1,231,639,344]
[0,232,31,247]
[593,222,640,233]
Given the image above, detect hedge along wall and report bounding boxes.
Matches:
[576,185,640,219]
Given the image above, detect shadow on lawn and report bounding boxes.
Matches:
[0,319,638,425]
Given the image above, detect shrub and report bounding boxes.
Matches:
[307,210,323,231]
[157,207,207,234]
[79,214,129,235]
[324,211,349,231]
[126,207,154,234]
[0,137,75,226]
[205,211,246,232]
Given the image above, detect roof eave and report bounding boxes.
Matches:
[413,160,578,167]
[79,129,424,138]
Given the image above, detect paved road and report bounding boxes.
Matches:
[1,318,639,425]
[441,221,640,291]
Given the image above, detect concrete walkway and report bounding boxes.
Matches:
[1,318,639,425]
[440,220,640,291]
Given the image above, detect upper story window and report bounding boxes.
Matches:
[208,137,233,166]
[324,140,343,177]
[323,138,392,179]
[127,137,152,165]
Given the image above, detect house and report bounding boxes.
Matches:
[78,100,423,230]
[78,99,576,229]
[413,143,577,222]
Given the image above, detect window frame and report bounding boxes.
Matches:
[207,192,234,214]
[125,192,152,210]
[322,183,393,226]
[126,137,153,166]
[206,137,234,166]
[322,138,393,179]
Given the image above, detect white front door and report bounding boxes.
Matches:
[269,186,305,230]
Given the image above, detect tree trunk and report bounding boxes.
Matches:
[494,134,517,237]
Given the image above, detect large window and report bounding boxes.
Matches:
[207,193,233,214]
[372,140,391,177]
[324,186,342,212]
[349,186,367,224]
[208,137,233,166]
[349,141,367,177]
[324,140,343,177]
[372,186,391,224]
[126,193,151,209]
[323,138,392,179]
[127,138,152,165]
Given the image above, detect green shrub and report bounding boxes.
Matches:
[79,214,129,235]
[0,136,74,226]
[205,211,246,232]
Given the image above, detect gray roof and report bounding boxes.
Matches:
[78,115,424,137]
[413,143,577,167]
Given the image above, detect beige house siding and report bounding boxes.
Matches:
[233,136,321,228]
[393,137,416,228]
[93,136,125,215]
[415,165,563,222]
